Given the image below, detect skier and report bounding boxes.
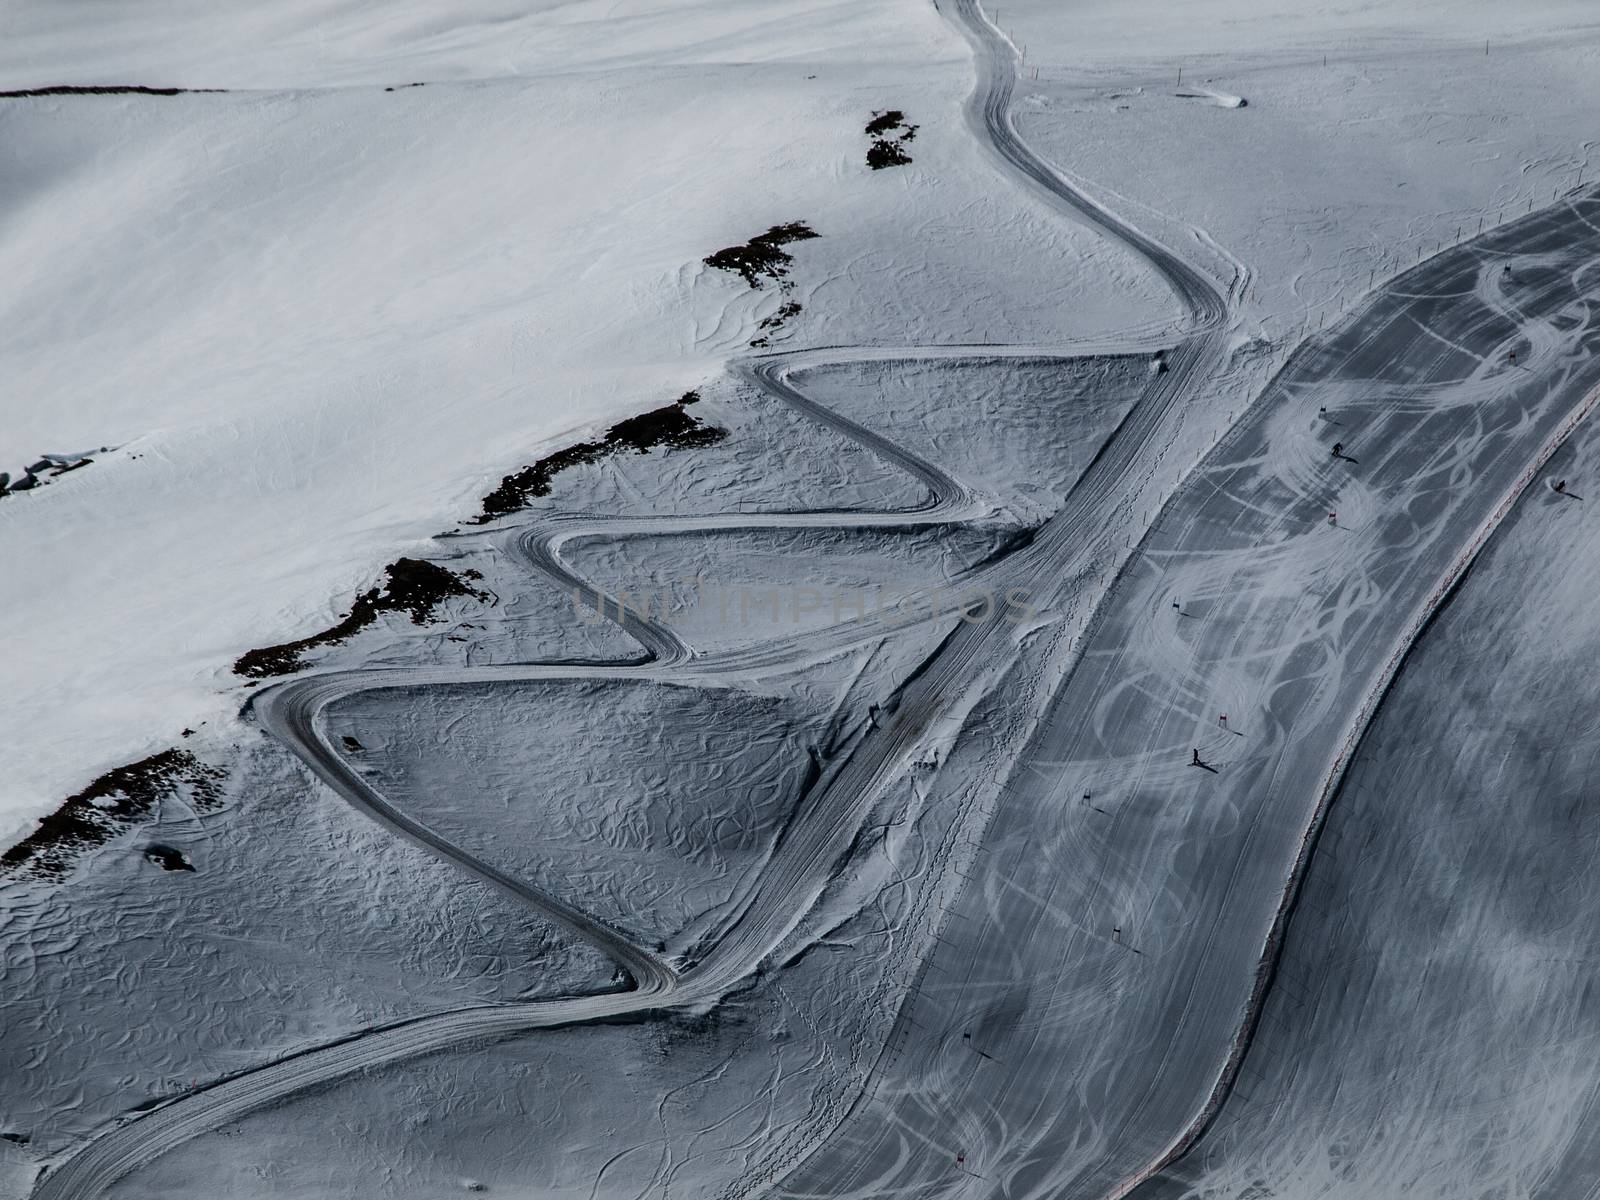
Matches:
[1172,599,1182,613]
[1509,349,1518,365]
[1328,510,1338,527]
[1331,441,1344,459]
[1555,479,1567,494]
[1219,714,1228,728]
[1112,926,1122,944]
[1191,747,1202,767]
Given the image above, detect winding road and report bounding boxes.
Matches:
[30,2,1600,1198]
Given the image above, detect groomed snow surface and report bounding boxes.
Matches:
[0,0,1174,838]
[11,2,1600,1200]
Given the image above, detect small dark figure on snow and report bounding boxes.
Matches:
[1328,511,1338,527]
[1191,747,1202,766]
[1331,442,1344,459]
[1555,479,1567,494]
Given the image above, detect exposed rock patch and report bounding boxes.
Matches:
[233,559,490,679]
[2,750,225,880]
[474,392,726,522]
[703,222,819,288]
[865,110,917,170]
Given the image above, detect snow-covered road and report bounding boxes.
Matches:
[27,2,1600,1198]
[27,1,1225,1192]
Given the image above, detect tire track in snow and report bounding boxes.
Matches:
[29,0,1238,1193]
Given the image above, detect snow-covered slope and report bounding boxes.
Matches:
[1,0,957,91]
[995,0,1600,65]
[14,2,1600,1196]
[1002,0,1600,341]
[0,0,1176,843]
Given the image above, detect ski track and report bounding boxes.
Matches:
[28,2,1600,1197]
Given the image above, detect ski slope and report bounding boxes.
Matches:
[11,2,1600,1198]
[19,0,1221,1187]
[0,0,1175,843]
[774,190,1600,1200]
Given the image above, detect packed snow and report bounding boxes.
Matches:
[0,0,1172,840]
[10,1,1600,1199]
